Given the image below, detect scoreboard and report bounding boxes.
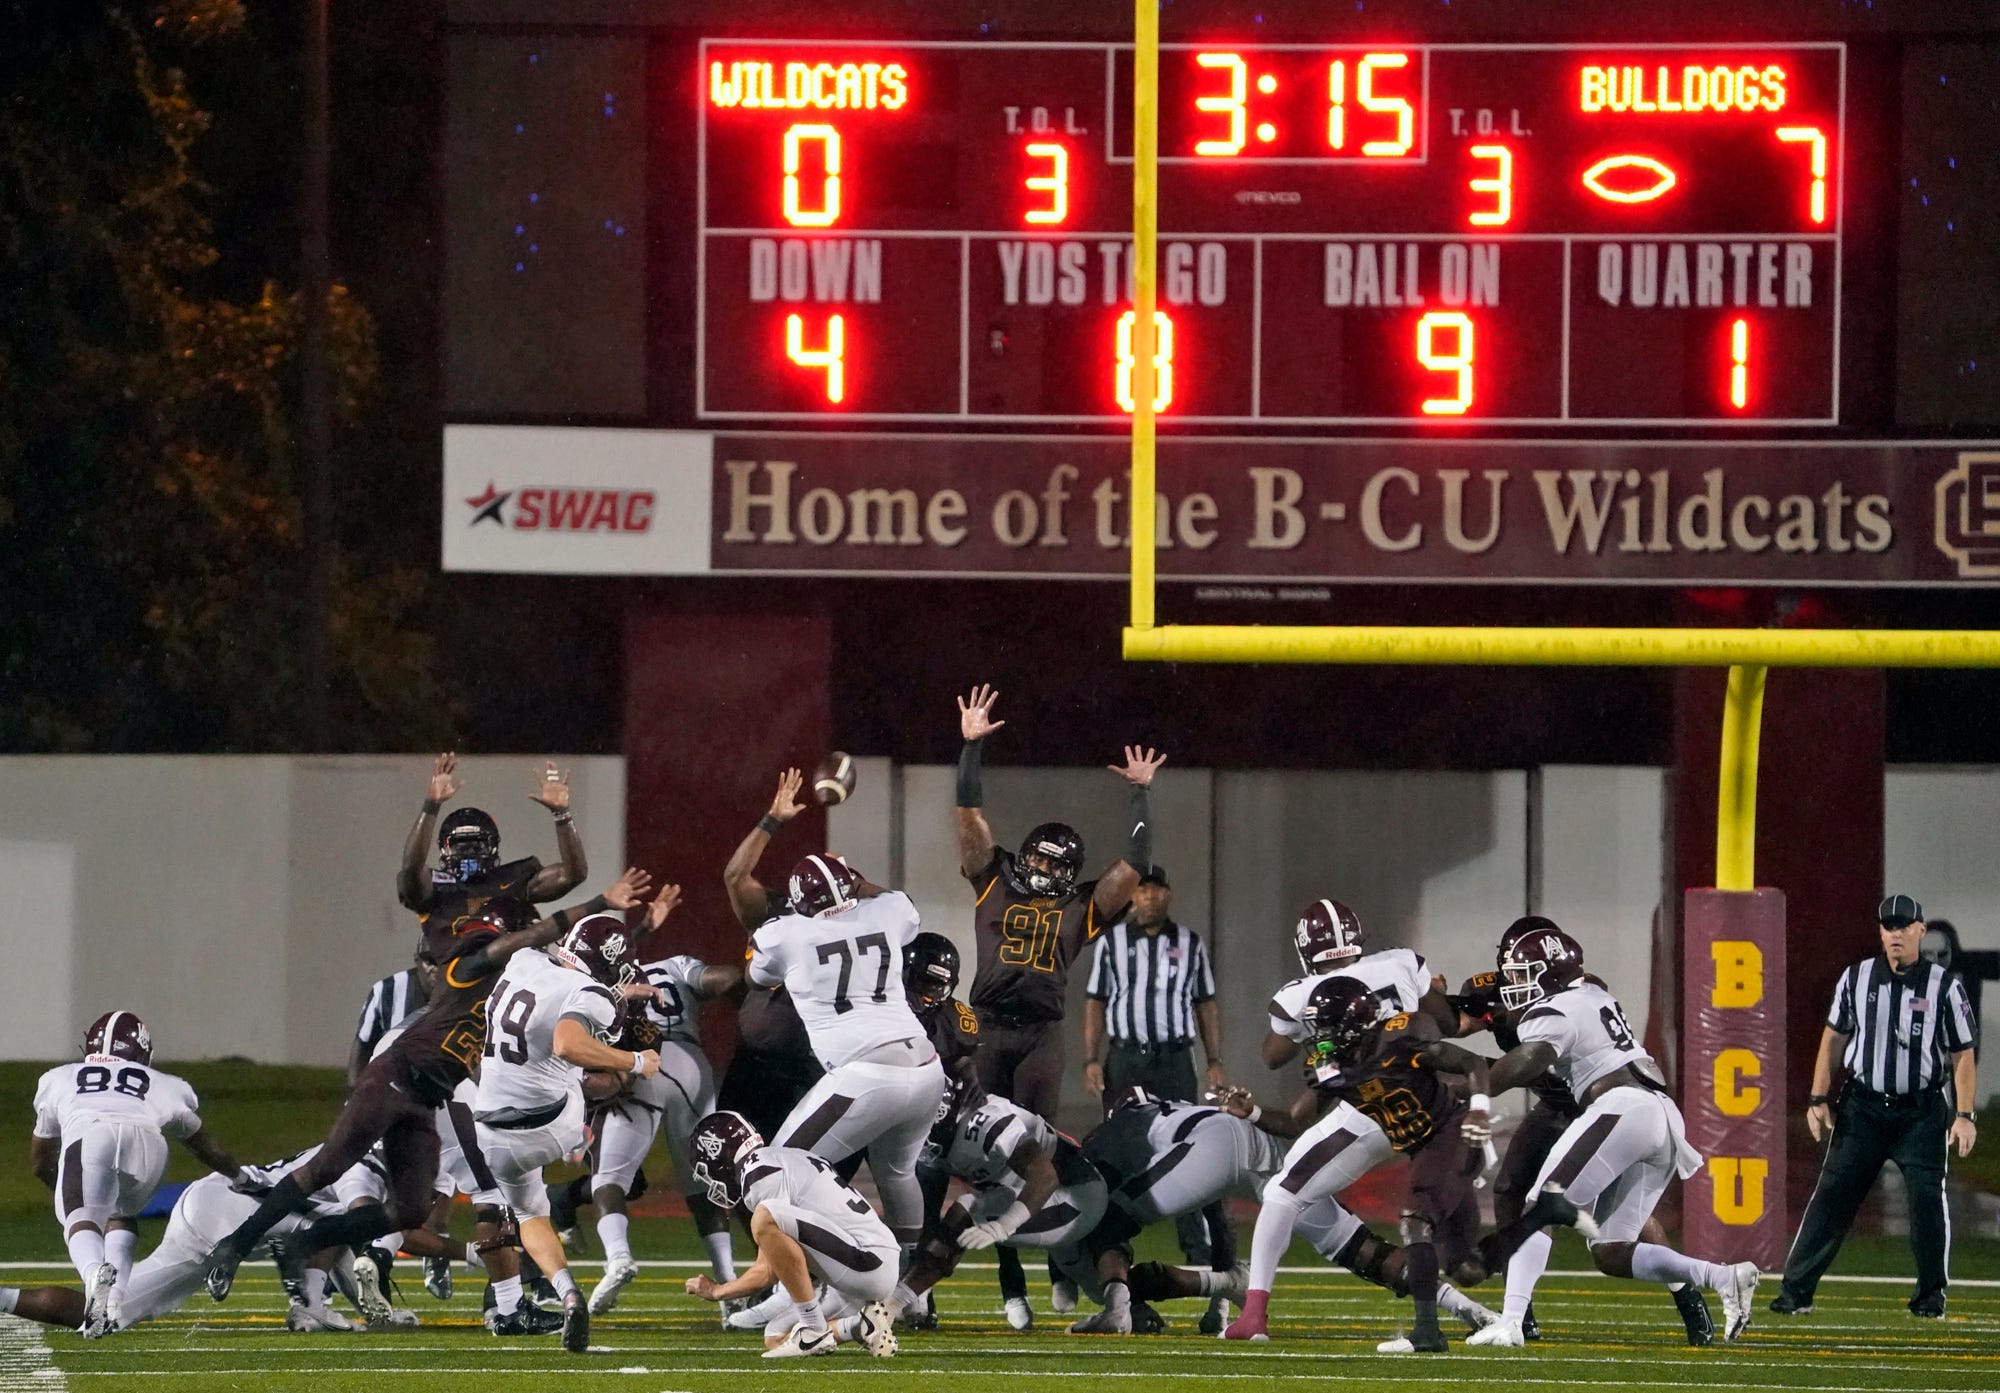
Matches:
[698,40,1845,427]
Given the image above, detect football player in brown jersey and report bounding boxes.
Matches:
[953,682,1164,1327]
[202,869,654,1306]
[396,753,590,936]
[1221,977,1590,1350]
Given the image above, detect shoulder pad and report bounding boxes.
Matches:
[1519,1004,1566,1024]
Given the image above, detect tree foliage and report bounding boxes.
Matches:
[0,1,451,749]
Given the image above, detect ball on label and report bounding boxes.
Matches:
[813,751,857,806]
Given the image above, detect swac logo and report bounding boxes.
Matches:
[1934,452,2000,577]
[463,481,656,534]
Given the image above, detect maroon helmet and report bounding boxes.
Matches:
[464,895,536,936]
[1299,976,1379,1078]
[689,1110,764,1208]
[788,854,858,918]
[1496,915,1563,971]
[1293,898,1365,975]
[1499,924,1586,1010]
[84,1011,152,1065]
[554,912,638,989]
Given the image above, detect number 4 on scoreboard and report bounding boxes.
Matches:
[786,312,846,403]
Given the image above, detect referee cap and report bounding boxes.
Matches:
[1137,864,1170,888]
[1876,893,1923,928]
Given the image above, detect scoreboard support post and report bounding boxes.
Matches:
[1130,0,1159,632]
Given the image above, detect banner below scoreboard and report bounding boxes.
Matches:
[443,426,2000,585]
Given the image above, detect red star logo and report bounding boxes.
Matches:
[465,481,511,526]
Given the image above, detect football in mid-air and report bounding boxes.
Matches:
[813,751,857,806]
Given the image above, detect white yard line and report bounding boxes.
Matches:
[0,1313,65,1391]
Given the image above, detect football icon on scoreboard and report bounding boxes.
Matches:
[1934,453,2000,578]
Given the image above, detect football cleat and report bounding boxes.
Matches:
[1131,1300,1167,1335]
[286,1300,356,1333]
[588,1256,639,1315]
[351,1252,397,1326]
[1465,1316,1525,1348]
[81,1263,116,1339]
[1378,1328,1449,1354]
[203,1238,246,1302]
[268,1233,310,1306]
[561,1290,590,1353]
[856,1301,899,1358]
[1220,1313,1268,1341]
[1673,1283,1715,1347]
[1720,1262,1760,1341]
[726,1285,793,1330]
[1767,1291,1812,1315]
[763,1324,838,1358]
[1520,1303,1541,1340]
[423,1254,453,1302]
[489,1301,563,1336]
[1067,1304,1132,1335]
[1004,1296,1034,1330]
[719,1295,756,1329]
[1910,1291,1946,1318]
[1049,1278,1079,1314]
[1198,1296,1229,1336]
[897,1291,939,1331]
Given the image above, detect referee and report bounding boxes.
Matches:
[1771,894,1979,1318]
[346,942,438,1086]
[1081,866,1228,1301]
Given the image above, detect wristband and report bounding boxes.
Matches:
[552,811,573,825]
[1469,1093,1492,1113]
[1808,1094,1831,1106]
[757,813,783,836]
[629,1050,643,1074]
[421,798,441,815]
[1958,1111,1977,1122]
[956,738,985,808]
[1246,1104,1263,1125]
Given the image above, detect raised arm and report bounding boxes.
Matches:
[524,762,586,900]
[1093,745,1165,919]
[955,685,1004,878]
[724,769,804,929]
[397,753,460,910]
[475,869,653,973]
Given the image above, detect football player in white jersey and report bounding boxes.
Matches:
[751,855,947,1241]
[683,1110,900,1358]
[588,885,744,1314]
[1467,923,1762,1347]
[473,912,665,1352]
[0,1146,370,1337]
[29,1011,243,1336]
[836,1078,1107,1339]
[1261,900,1448,1069]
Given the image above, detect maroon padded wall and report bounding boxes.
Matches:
[623,607,831,1068]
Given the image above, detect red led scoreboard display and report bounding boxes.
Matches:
[698,41,1844,425]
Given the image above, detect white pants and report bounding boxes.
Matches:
[775,1053,945,1232]
[114,1180,310,1329]
[967,1171,1108,1251]
[1264,1102,1397,1209]
[436,1080,504,1208]
[55,1122,167,1229]
[594,1040,716,1195]
[760,1196,898,1317]
[1529,1086,1703,1244]
[1117,1113,1285,1225]
[474,1092,589,1221]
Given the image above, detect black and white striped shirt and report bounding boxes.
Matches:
[1828,955,1978,1096]
[1085,918,1217,1046]
[354,968,427,1055]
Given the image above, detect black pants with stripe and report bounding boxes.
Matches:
[1780,1085,1951,1303]
[1104,1041,1218,1266]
